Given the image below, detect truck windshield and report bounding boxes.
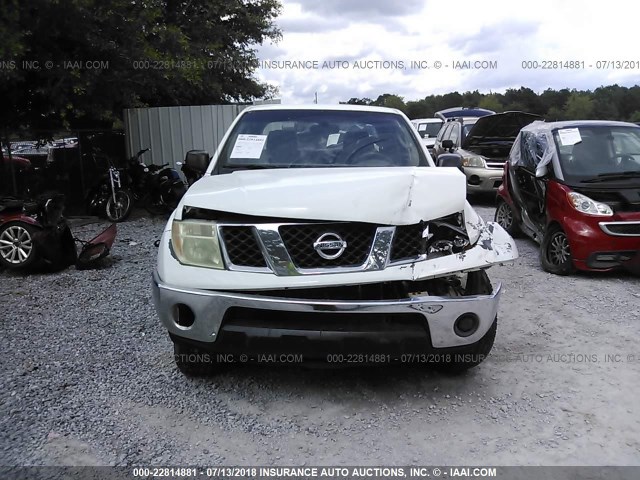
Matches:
[218,110,428,170]
[553,126,640,182]
[416,122,442,137]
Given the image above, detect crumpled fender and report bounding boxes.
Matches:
[408,221,519,281]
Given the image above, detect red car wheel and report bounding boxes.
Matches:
[541,225,575,275]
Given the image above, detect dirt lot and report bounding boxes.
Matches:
[1,201,639,467]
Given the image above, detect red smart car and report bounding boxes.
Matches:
[495,120,640,275]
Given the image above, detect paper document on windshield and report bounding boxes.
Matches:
[558,128,582,146]
[326,133,340,146]
[230,134,267,159]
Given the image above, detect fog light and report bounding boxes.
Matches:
[468,175,481,186]
[172,303,195,328]
[454,313,479,337]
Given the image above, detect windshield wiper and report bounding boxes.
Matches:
[581,171,640,183]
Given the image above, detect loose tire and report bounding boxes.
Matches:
[540,225,575,275]
[435,316,497,374]
[494,199,521,237]
[105,189,133,222]
[0,221,38,270]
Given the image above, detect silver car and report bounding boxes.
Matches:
[435,112,541,194]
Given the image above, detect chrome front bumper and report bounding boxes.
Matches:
[152,271,502,349]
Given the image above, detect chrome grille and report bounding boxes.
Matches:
[220,226,267,267]
[390,224,426,261]
[215,219,440,275]
[599,222,640,237]
[485,161,506,169]
[279,223,377,268]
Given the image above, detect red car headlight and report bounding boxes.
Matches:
[567,192,613,217]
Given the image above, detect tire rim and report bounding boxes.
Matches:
[548,232,570,265]
[496,202,513,229]
[0,225,33,264]
[107,192,130,220]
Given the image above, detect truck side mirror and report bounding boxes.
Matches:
[184,150,210,173]
[442,139,454,151]
[437,153,464,171]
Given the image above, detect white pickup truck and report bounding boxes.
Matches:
[152,105,518,376]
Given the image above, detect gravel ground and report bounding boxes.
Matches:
[1,202,639,467]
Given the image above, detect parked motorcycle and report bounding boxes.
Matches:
[126,148,186,215]
[86,155,133,222]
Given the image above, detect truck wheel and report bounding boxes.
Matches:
[494,199,521,237]
[0,221,38,270]
[540,225,575,275]
[435,317,497,374]
[173,340,218,377]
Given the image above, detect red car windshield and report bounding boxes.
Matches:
[553,126,640,182]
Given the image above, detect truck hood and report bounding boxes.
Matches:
[180,167,466,225]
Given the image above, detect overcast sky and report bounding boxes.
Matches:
[255,0,639,104]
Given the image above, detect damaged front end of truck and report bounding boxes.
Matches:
[153,164,518,375]
[152,105,520,375]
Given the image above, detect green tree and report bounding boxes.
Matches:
[405,99,429,119]
[343,84,640,122]
[440,92,463,110]
[344,97,374,105]
[591,85,622,119]
[564,92,595,119]
[539,88,571,117]
[0,0,282,133]
[372,94,407,113]
[461,90,482,107]
[478,95,503,113]
[629,111,640,123]
[503,87,542,113]
[621,85,640,120]
[545,107,565,121]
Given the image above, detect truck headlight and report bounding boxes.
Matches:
[425,212,470,257]
[567,192,613,216]
[171,219,224,269]
[462,153,486,168]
